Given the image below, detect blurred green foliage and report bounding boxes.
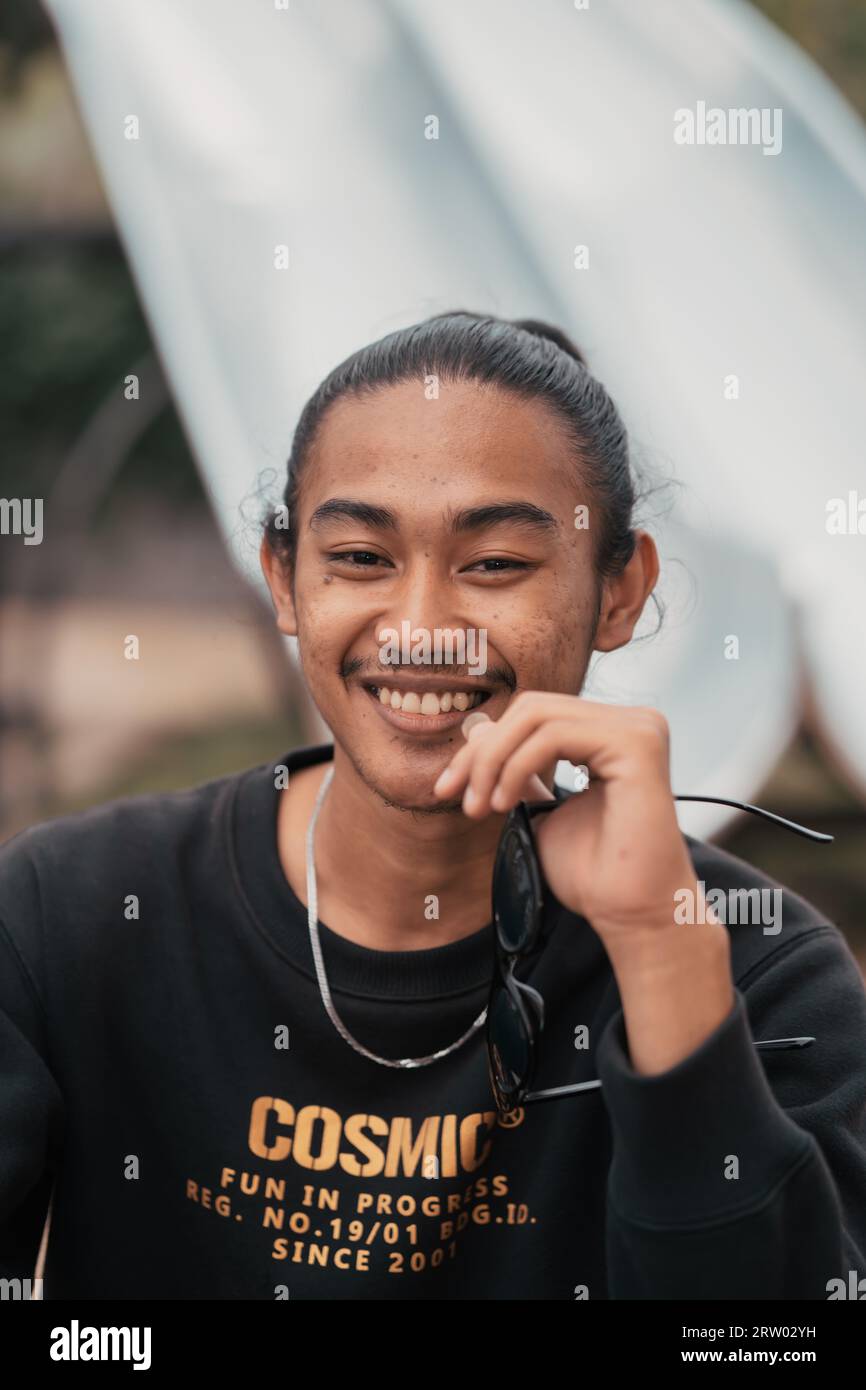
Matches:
[753,0,866,116]
[0,3,51,94]
[0,244,203,510]
[2,247,144,488]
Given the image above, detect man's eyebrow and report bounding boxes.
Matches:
[448,502,560,536]
[307,498,560,536]
[309,499,399,532]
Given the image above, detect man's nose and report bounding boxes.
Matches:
[378,560,453,634]
[374,562,471,669]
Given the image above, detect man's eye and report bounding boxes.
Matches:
[325,550,388,568]
[465,558,531,574]
[324,553,530,574]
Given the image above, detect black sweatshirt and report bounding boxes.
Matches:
[2,741,866,1301]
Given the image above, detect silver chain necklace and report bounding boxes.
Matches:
[305,763,488,1068]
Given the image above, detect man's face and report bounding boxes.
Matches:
[268,378,601,811]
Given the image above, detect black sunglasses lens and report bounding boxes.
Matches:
[487,979,531,1108]
[493,825,537,953]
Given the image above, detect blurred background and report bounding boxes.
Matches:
[1,0,865,970]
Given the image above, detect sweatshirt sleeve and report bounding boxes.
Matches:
[0,840,65,1284]
[595,925,866,1300]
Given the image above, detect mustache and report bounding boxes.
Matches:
[340,655,516,690]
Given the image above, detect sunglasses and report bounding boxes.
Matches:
[486,790,828,1117]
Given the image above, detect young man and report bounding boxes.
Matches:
[2,313,866,1300]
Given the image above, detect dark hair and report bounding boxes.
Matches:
[265,310,662,629]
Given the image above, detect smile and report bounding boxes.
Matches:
[361,682,493,732]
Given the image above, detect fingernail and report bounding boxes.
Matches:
[462,710,492,741]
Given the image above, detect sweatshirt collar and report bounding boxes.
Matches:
[228,742,500,1001]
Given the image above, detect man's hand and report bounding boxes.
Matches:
[433,693,734,1073]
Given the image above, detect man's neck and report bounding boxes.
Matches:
[277,747,508,951]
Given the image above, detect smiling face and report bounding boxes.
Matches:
[262,377,654,812]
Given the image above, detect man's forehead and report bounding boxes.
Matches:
[314,378,567,453]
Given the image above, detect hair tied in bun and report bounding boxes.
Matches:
[511,318,587,368]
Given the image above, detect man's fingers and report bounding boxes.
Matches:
[523,773,556,802]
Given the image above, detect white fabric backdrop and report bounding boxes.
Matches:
[45,0,866,834]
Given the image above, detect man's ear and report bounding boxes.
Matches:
[592,531,660,653]
[259,537,298,638]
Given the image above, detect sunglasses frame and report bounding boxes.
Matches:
[485,788,821,1118]
[486,796,561,1114]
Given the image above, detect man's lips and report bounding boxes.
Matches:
[358,679,496,733]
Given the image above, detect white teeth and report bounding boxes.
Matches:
[372,687,484,715]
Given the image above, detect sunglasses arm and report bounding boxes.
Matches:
[520,1037,816,1107]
